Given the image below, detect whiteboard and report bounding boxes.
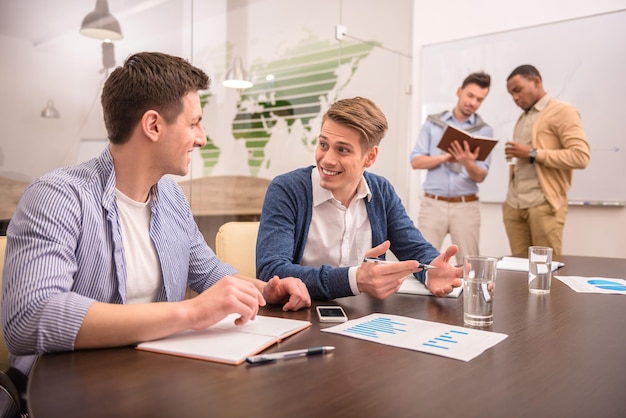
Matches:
[420,10,626,204]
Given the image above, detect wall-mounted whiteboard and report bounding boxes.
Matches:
[420,10,626,204]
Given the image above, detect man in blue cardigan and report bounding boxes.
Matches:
[256,97,463,301]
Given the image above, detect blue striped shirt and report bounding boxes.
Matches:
[2,147,236,368]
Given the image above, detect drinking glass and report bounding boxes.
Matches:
[463,256,498,326]
[528,246,553,294]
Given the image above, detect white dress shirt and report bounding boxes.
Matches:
[301,168,372,295]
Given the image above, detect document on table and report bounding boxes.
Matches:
[497,256,564,272]
[322,313,507,362]
[554,276,626,294]
[136,314,311,365]
[398,276,463,298]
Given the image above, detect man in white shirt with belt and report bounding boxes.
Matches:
[410,72,493,265]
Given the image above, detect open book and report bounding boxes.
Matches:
[136,314,311,365]
[398,275,463,298]
[437,125,498,161]
[497,256,564,272]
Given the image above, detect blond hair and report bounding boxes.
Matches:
[322,97,388,151]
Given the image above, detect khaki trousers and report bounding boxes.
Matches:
[502,201,567,257]
[418,197,480,266]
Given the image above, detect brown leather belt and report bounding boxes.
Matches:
[424,192,479,203]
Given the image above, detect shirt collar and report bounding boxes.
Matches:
[311,167,372,207]
[531,93,551,113]
[98,145,159,210]
[443,110,477,125]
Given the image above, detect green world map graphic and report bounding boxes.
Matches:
[200,38,376,176]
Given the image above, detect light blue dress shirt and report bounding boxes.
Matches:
[410,111,493,197]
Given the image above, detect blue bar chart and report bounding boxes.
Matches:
[344,317,407,338]
[422,329,469,350]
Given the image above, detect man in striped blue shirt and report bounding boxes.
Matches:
[1,52,311,378]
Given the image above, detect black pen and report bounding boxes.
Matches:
[246,346,335,364]
[363,257,436,270]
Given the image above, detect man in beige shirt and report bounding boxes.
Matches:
[503,65,590,257]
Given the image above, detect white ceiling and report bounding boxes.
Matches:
[0,0,181,46]
[0,0,258,46]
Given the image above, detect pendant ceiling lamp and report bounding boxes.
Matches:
[40,100,60,119]
[80,0,123,41]
[222,56,253,89]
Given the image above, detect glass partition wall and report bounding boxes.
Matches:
[0,0,413,249]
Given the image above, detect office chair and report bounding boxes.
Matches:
[0,371,21,418]
[215,221,260,278]
[0,235,25,418]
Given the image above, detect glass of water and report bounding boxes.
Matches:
[505,139,518,165]
[463,256,498,326]
[528,246,553,294]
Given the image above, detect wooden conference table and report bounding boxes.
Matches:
[28,255,626,418]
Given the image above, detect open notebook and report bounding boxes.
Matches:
[497,256,564,272]
[398,275,463,298]
[136,314,311,365]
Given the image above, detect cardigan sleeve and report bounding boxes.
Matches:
[364,172,440,283]
[256,169,354,300]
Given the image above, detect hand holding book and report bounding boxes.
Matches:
[437,125,498,161]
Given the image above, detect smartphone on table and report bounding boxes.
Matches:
[316,306,348,323]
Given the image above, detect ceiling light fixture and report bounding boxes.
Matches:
[222,56,253,89]
[80,0,123,41]
[101,41,116,70]
[41,100,60,119]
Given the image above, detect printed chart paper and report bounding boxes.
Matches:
[555,276,626,294]
[322,313,507,362]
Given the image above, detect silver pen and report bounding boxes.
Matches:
[246,346,335,364]
[363,257,436,270]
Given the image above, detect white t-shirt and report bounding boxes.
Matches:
[115,189,162,303]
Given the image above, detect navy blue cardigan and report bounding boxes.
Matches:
[256,166,439,300]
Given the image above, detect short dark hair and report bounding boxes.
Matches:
[322,97,388,150]
[507,64,542,82]
[101,52,210,145]
[462,71,491,89]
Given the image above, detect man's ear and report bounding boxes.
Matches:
[142,110,160,143]
[364,145,379,168]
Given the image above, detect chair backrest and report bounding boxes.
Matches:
[215,222,260,278]
[0,370,21,418]
[0,236,9,371]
